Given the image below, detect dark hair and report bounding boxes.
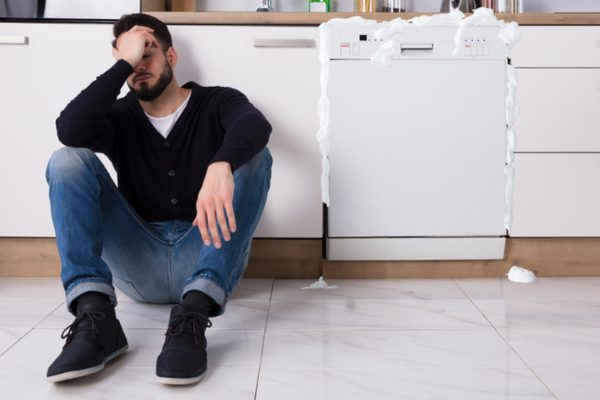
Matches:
[112,13,173,53]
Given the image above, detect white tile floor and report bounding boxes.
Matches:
[1,276,599,399]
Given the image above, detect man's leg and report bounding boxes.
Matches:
[47,147,183,305]
[156,147,273,385]
[45,147,131,382]
[46,147,183,382]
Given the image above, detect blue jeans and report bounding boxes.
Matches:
[46,147,272,316]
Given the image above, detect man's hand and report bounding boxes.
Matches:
[193,162,236,249]
[112,26,160,68]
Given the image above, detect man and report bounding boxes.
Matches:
[45,13,272,385]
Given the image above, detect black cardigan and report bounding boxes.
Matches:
[56,59,271,223]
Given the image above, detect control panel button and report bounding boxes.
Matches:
[341,43,351,56]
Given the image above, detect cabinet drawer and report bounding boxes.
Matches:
[514,69,600,152]
[512,27,600,68]
[511,154,600,237]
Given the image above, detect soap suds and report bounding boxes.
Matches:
[370,40,399,67]
[302,276,339,290]
[506,266,537,283]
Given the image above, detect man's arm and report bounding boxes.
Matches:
[193,89,271,248]
[56,26,158,153]
[193,162,236,249]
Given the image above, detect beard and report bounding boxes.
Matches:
[128,60,174,102]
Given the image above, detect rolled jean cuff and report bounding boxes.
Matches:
[182,276,228,316]
[65,279,117,315]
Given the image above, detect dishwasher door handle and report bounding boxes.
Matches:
[253,38,316,48]
[401,43,434,50]
[0,36,29,45]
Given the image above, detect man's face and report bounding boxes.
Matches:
[124,40,174,102]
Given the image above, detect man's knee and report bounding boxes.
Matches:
[46,147,97,181]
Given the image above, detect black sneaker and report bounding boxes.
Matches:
[47,301,128,383]
[156,303,212,385]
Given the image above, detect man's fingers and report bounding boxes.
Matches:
[207,213,221,249]
[216,208,231,242]
[130,25,154,33]
[225,203,236,233]
[195,213,211,246]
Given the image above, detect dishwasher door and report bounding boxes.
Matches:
[326,34,507,260]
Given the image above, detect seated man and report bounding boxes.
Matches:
[45,13,272,385]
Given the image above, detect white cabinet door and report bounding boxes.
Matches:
[0,23,117,237]
[514,68,600,152]
[511,154,600,237]
[169,25,322,238]
[512,26,600,68]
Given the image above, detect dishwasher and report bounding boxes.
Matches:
[322,21,511,261]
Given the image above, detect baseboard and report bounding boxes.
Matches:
[1,237,600,279]
[0,238,323,279]
[323,237,600,278]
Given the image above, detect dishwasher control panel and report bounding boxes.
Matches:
[328,26,506,61]
[464,37,491,57]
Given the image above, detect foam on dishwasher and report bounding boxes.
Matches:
[318,9,521,234]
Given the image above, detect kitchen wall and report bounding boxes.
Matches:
[523,0,600,13]
[195,0,600,13]
[196,0,448,13]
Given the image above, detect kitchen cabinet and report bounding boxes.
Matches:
[512,154,600,236]
[511,27,600,68]
[168,25,322,238]
[513,69,600,152]
[0,23,116,237]
[0,23,322,238]
[510,26,600,236]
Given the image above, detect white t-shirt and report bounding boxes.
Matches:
[145,92,192,139]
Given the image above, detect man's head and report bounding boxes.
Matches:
[113,13,172,53]
[113,14,177,102]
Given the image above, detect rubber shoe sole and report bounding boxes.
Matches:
[47,344,129,383]
[156,370,207,386]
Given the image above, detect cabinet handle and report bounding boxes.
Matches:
[0,36,29,45]
[253,38,316,48]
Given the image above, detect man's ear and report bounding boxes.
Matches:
[167,47,178,68]
[112,47,119,60]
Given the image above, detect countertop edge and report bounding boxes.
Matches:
[145,12,600,26]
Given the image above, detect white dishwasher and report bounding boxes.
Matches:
[324,24,509,260]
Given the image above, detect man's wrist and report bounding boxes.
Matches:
[209,161,232,173]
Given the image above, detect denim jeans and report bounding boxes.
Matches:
[46,147,272,316]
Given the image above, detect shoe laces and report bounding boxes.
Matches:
[61,309,107,347]
[165,310,212,347]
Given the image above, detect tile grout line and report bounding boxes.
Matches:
[0,327,34,359]
[451,278,559,400]
[0,300,66,360]
[253,278,275,400]
[34,301,66,329]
